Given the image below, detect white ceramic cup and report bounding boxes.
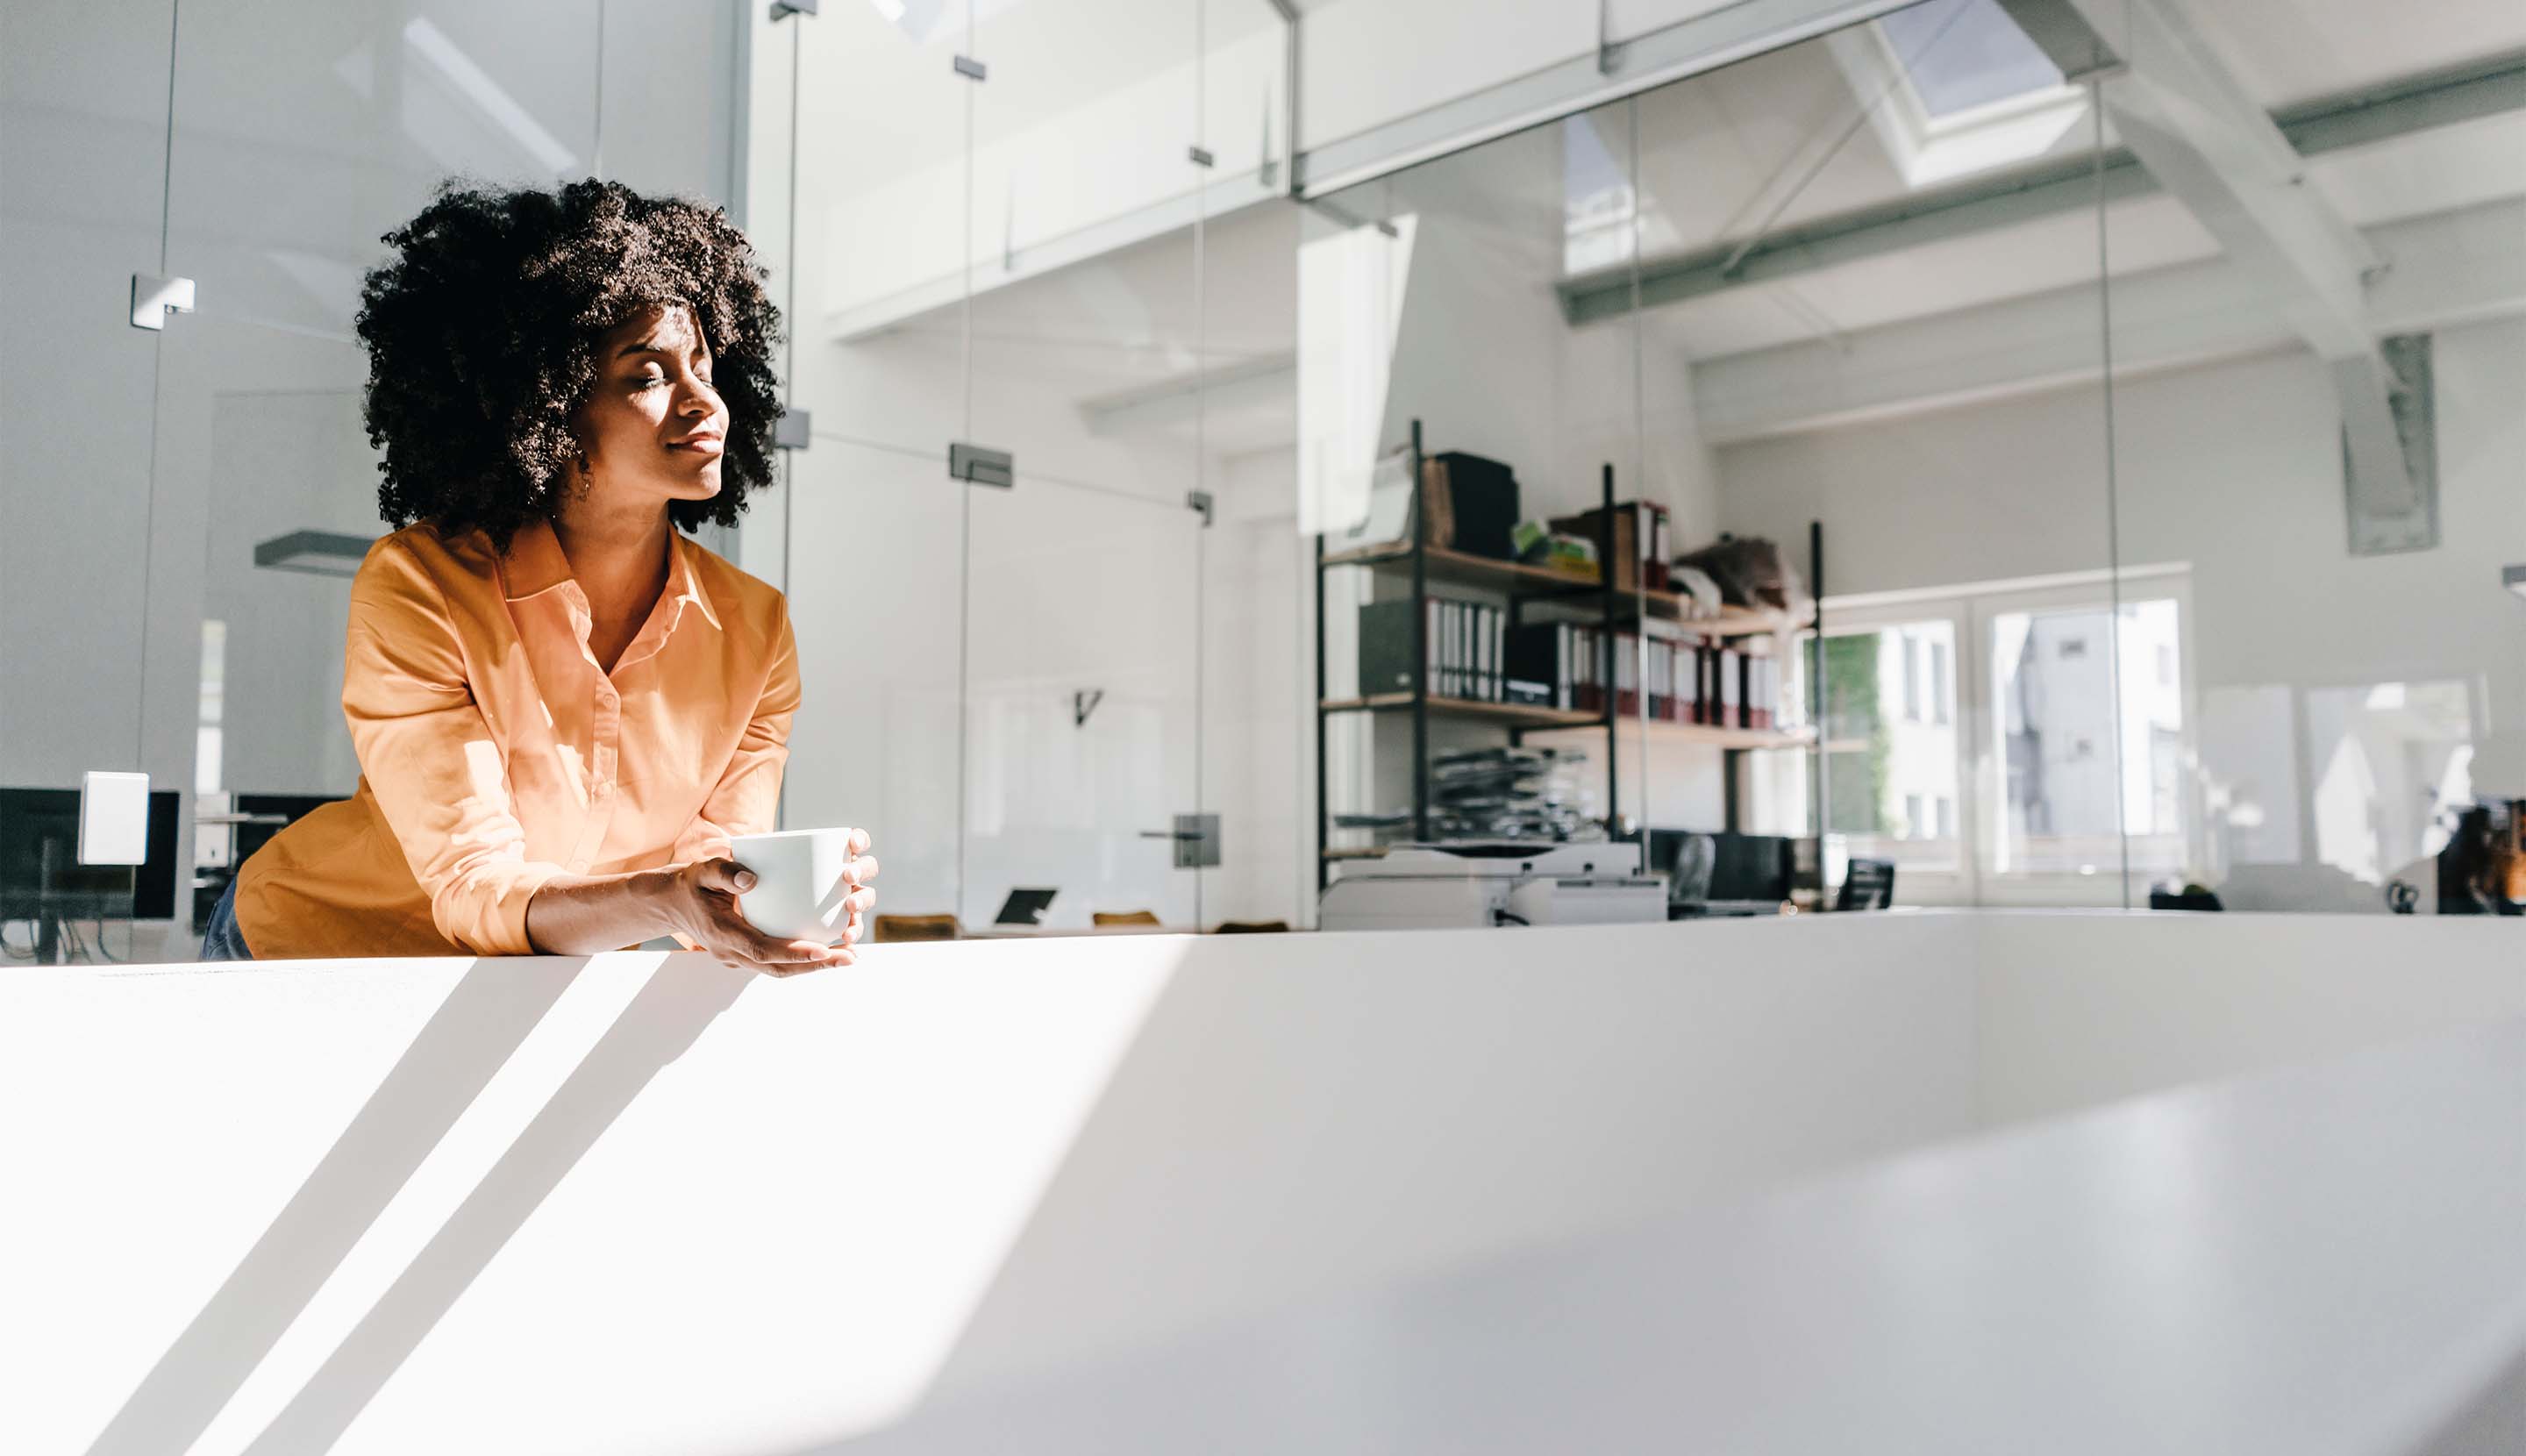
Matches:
[725,828,862,944]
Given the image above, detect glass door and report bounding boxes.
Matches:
[963,475,1204,930]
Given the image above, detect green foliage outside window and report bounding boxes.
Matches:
[1821,633,1894,835]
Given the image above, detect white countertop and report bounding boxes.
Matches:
[5,911,2521,1455]
[820,1014,2526,1456]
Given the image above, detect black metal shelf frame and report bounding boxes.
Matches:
[1312,417,1825,893]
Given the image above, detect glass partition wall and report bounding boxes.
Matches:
[2095,3,2526,914]
[1302,0,2127,910]
[5,0,1305,959]
[7,0,2515,957]
[762,0,1297,932]
[1297,0,2524,916]
[3,0,745,961]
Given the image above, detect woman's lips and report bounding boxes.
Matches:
[668,435,724,457]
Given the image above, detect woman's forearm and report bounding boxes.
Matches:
[523,868,677,954]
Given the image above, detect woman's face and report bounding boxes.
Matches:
[572,301,727,510]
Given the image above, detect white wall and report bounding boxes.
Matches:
[1718,314,2526,907]
[1205,444,1311,925]
[9,912,2522,1454]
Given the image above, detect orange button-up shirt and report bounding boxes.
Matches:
[232,516,798,959]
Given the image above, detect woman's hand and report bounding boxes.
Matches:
[654,837,879,975]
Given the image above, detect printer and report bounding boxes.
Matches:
[1318,840,1668,932]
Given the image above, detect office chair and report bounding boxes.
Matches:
[1837,858,1896,911]
[872,913,960,942]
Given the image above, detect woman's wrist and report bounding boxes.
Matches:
[626,867,684,938]
[524,867,681,955]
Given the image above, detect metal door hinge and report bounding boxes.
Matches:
[953,54,987,81]
[949,441,1013,488]
[1187,489,1214,526]
[131,274,195,331]
[774,406,812,451]
[1139,813,1221,869]
[769,0,816,18]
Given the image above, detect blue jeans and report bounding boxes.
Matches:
[201,875,255,961]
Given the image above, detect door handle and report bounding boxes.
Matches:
[1138,814,1221,868]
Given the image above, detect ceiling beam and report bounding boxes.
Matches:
[2059,0,2415,517]
[1687,196,2524,446]
[1558,49,2526,328]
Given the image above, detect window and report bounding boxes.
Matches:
[1813,617,1961,873]
[1987,593,2188,879]
[2304,680,2474,885]
[1802,567,2194,904]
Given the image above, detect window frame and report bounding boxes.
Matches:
[1809,565,2199,907]
[1964,569,2201,906]
[1809,596,1976,901]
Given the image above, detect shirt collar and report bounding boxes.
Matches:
[499,516,723,633]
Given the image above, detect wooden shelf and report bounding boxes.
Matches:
[1319,540,1800,638]
[1522,718,1819,752]
[1319,694,1604,729]
[1321,693,1816,749]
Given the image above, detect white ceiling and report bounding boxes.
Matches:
[2187,0,2526,110]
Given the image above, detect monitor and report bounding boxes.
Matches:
[0,787,181,922]
[1645,830,1800,908]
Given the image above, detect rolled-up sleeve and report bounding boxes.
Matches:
[673,597,800,867]
[344,539,567,956]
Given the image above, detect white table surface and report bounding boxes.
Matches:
[812,1016,2526,1456]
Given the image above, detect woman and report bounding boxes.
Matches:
[199,178,874,974]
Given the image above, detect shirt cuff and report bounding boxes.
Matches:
[437,860,571,957]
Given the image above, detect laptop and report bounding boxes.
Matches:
[995,887,1058,926]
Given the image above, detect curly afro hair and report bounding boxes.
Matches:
[353,176,785,555]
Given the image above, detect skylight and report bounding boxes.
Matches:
[1826,0,2088,189]
[1878,0,2065,118]
[1561,113,1680,276]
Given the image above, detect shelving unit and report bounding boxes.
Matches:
[1312,418,1824,890]
[1320,542,1795,638]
